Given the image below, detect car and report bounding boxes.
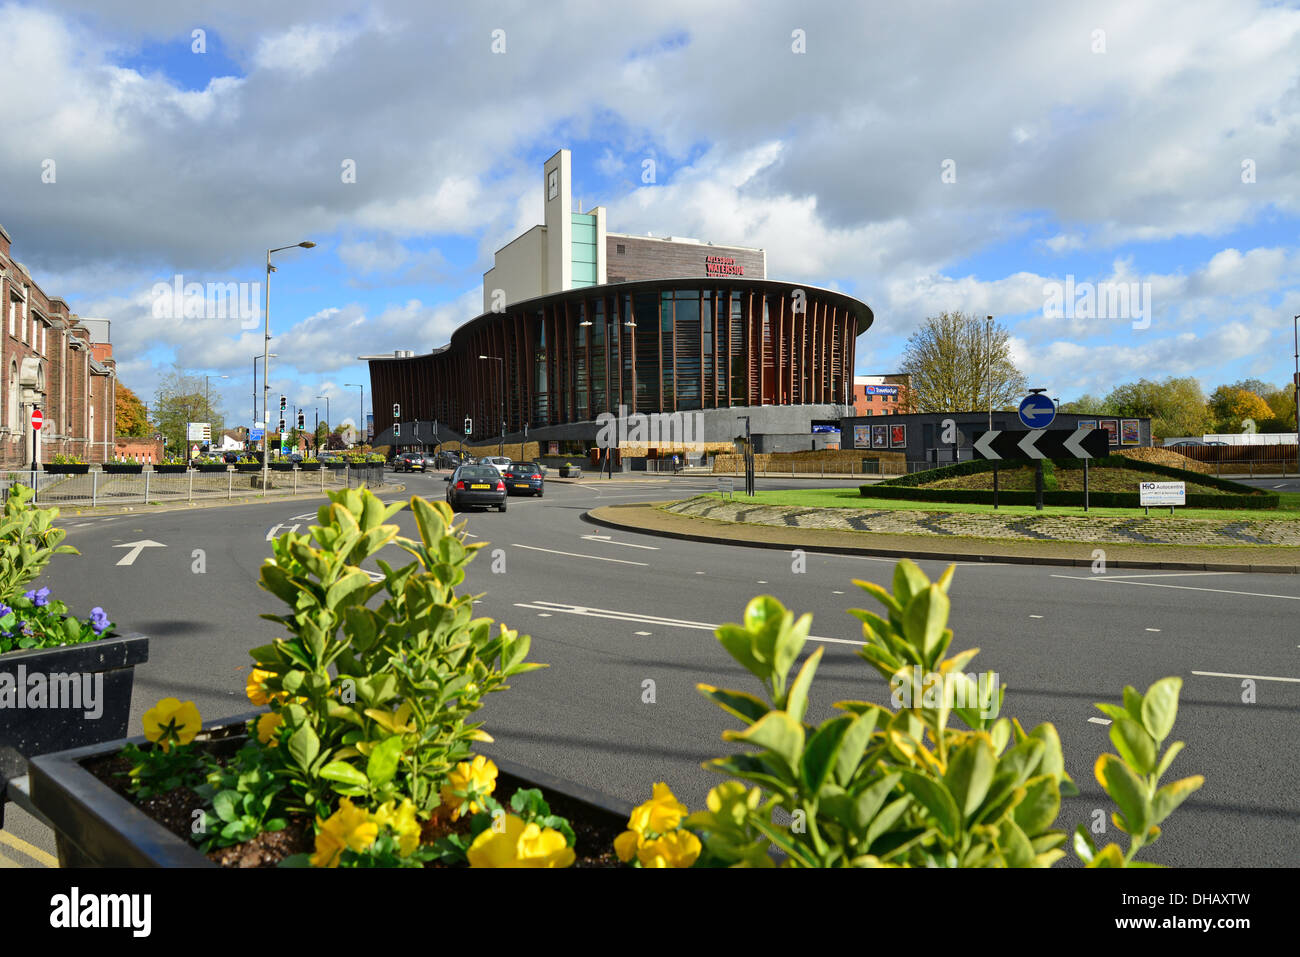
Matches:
[393,451,426,472]
[479,455,513,474]
[318,452,345,464]
[503,461,545,497]
[222,451,240,464]
[444,465,507,512]
[288,451,304,464]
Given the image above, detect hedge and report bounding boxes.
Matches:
[857,485,1280,510]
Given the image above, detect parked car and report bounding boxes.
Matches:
[503,461,545,497]
[393,451,426,472]
[479,455,513,474]
[222,450,240,463]
[445,465,507,512]
[288,451,304,464]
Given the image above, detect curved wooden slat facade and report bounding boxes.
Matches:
[367,278,873,442]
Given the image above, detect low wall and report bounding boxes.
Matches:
[714,449,906,474]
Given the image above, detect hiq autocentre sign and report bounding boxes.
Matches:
[705,255,744,277]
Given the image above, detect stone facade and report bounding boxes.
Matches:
[606,234,766,285]
[0,223,117,466]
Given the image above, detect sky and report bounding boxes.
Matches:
[2,0,1299,429]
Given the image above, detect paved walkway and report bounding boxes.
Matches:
[585,499,1300,572]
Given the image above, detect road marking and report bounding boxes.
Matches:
[0,850,21,868]
[512,600,865,646]
[0,830,56,867]
[1029,614,1043,619]
[266,523,300,541]
[580,534,659,550]
[113,539,166,566]
[1191,670,1300,684]
[1146,628,1161,632]
[757,580,768,584]
[510,544,649,567]
[832,590,844,595]
[1088,717,1112,726]
[536,613,552,617]
[1099,572,1240,580]
[1274,484,1287,489]
[634,630,652,636]
[1050,575,1300,601]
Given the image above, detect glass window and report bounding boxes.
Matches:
[674,291,700,411]
[634,293,658,411]
[729,292,745,404]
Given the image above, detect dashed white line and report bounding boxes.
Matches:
[1088,717,1112,726]
[510,544,649,567]
[634,631,652,636]
[1191,670,1300,684]
[1050,575,1300,601]
[1029,614,1043,619]
[1146,628,1161,632]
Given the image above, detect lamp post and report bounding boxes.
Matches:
[345,383,364,447]
[986,315,994,432]
[1293,315,1299,466]
[261,241,316,492]
[479,355,505,457]
[252,353,277,453]
[316,395,330,451]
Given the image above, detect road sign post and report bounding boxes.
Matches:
[974,426,1108,510]
[30,408,42,471]
[1018,392,1056,430]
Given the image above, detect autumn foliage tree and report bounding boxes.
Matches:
[116,384,150,437]
[1208,386,1273,434]
[899,311,1027,413]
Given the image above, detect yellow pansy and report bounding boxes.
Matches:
[614,829,642,863]
[467,814,575,868]
[141,698,201,752]
[439,755,499,821]
[627,782,687,837]
[373,799,423,857]
[636,829,702,869]
[310,799,379,868]
[256,712,283,746]
[245,668,276,706]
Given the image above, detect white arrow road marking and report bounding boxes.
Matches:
[580,534,659,550]
[1017,429,1047,459]
[1063,427,1090,458]
[265,524,300,541]
[113,540,166,566]
[973,430,1000,459]
[512,600,865,646]
[510,544,649,566]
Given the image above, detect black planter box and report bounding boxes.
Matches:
[29,712,632,867]
[153,464,188,474]
[233,463,261,472]
[102,464,144,474]
[270,463,295,472]
[322,462,347,469]
[298,463,322,471]
[193,464,228,473]
[41,464,90,475]
[560,467,582,478]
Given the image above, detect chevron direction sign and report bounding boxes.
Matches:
[973,427,1109,461]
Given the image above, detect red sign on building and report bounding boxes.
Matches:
[31,409,43,431]
[705,255,744,277]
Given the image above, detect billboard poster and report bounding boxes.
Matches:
[1121,419,1140,445]
[853,425,870,448]
[548,441,559,455]
[890,424,907,449]
[1100,419,1119,446]
[871,425,888,449]
[1077,419,1097,431]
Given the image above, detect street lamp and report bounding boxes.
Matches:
[261,240,315,492]
[344,384,364,446]
[986,315,994,432]
[479,355,505,457]
[1293,315,1299,463]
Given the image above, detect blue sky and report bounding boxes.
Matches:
[2,0,1298,429]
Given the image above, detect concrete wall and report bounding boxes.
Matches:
[606,234,766,284]
[483,226,547,312]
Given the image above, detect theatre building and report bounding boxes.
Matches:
[366,150,873,461]
[0,224,117,467]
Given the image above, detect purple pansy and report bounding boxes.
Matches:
[89,607,111,635]
[23,587,51,607]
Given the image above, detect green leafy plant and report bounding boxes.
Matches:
[0,485,78,604]
[1075,678,1203,867]
[250,489,543,815]
[431,786,575,865]
[49,454,86,465]
[119,740,211,801]
[192,740,287,852]
[689,560,1198,867]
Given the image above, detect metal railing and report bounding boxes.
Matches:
[1165,445,1297,476]
[2,465,384,508]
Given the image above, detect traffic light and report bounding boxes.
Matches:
[278,418,286,433]
[393,403,400,418]
[464,417,472,435]
[279,394,287,413]
[297,412,305,430]
[393,423,401,437]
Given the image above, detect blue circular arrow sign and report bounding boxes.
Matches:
[1018,393,1057,429]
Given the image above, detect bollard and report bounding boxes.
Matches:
[91,471,98,508]
[188,468,194,503]
[293,468,298,494]
[228,469,233,500]
[144,469,150,504]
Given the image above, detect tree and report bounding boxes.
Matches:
[1263,383,1297,431]
[898,311,1026,413]
[1104,377,1208,440]
[1059,393,1115,415]
[116,384,149,437]
[314,421,330,451]
[154,368,226,452]
[1207,386,1272,434]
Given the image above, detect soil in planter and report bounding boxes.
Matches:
[83,750,623,867]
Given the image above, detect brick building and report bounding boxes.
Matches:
[853,373,911,416]
[0,223,117,466]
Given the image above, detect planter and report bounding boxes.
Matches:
[559,466,582,478]
[270,463,295,472]
[101,464,144,474]
[322,462,347,470]
[0,633,149,830]
[193,464,229,473]
[153,464,188,474]
[28,713,631,867]
[41,464,90,475]
[233,463,261,472]
[298,463,322,471]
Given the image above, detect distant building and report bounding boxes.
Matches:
[852,374,911,416]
